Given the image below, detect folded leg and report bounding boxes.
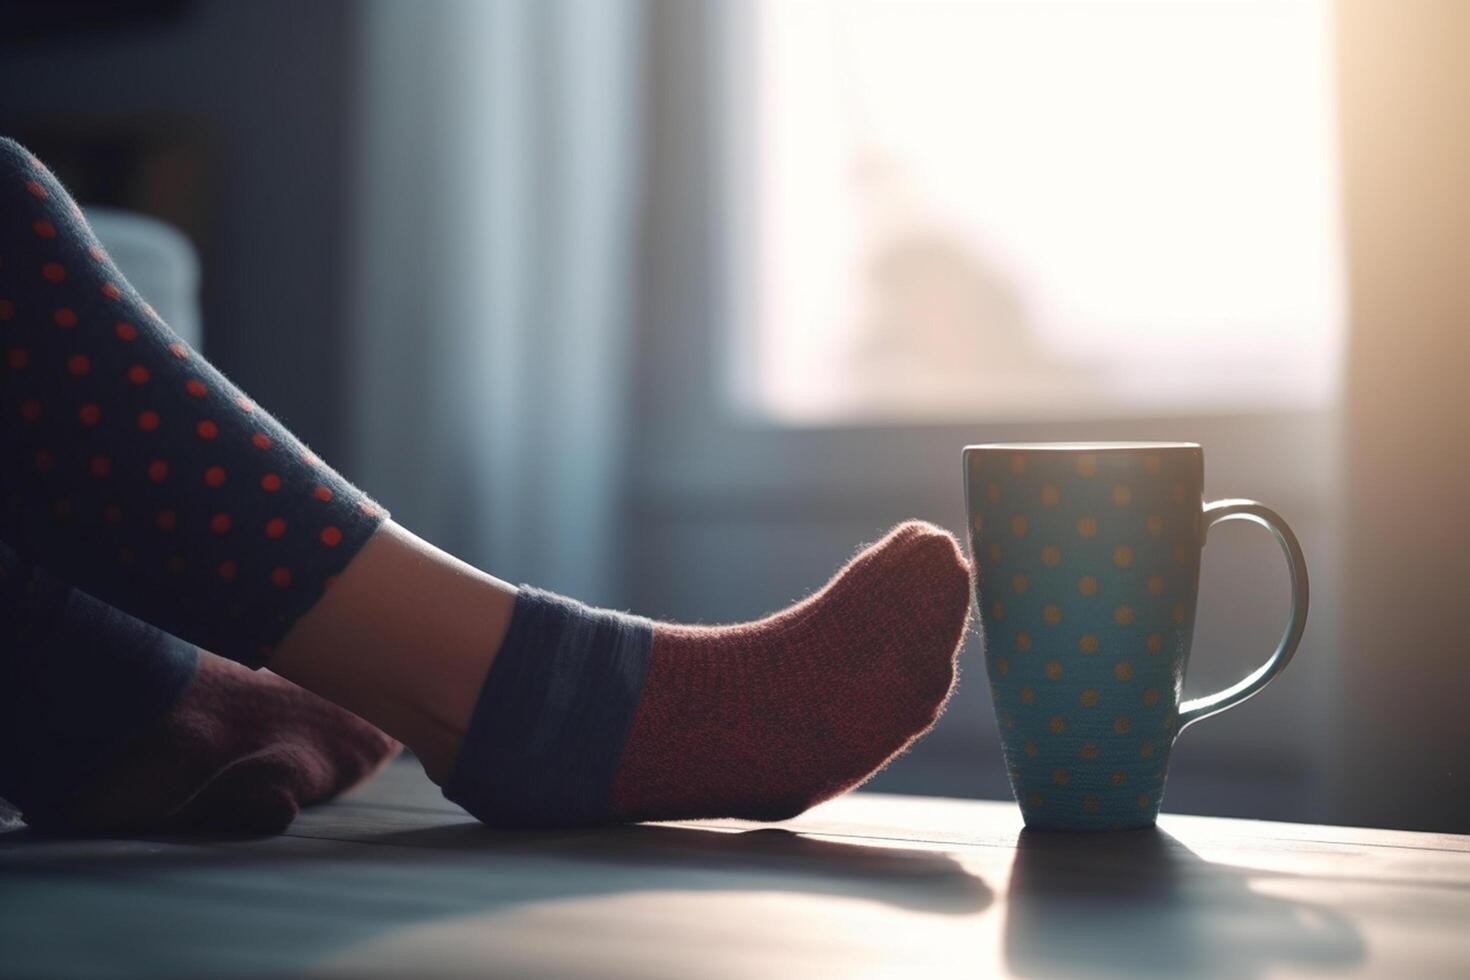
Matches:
[0,136,383,666]
[0,543,398,834]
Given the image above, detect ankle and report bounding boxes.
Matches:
[266,522,517,785]
[399,713,463,785]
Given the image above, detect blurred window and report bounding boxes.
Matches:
[737,0,1344,424]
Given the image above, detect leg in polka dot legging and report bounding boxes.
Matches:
[0,137,384,667]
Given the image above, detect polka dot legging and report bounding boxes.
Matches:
[0,137,384,667]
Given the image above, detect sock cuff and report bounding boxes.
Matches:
[442,586,654,827]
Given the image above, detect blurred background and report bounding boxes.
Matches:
[0,0,1464,833]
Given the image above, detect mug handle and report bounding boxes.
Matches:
[1177,499,1310,732]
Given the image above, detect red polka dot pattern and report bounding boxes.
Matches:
[0,135,387,667]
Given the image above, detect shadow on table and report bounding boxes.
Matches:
[367,820,993,915]
[0,820,991,977]
[1004,827,1365,979]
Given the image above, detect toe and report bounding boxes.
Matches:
[172,748,303,835]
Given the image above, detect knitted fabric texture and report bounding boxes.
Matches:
[446,522,970,827]
[609,521,971,823]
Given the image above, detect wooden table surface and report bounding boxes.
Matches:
[2,757,1467,979]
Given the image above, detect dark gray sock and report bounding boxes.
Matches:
[442,586,654,828]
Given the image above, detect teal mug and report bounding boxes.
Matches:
[963,443,1308,830]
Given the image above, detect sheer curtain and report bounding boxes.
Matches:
[347,0,644,605]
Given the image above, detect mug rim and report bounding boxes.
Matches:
[965,441,1199,453]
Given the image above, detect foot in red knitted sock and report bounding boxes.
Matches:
[609,521,971,822]
[24,653,400,835]
[443,521,971,828]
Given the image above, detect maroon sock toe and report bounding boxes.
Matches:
[27,653,400,835]
[174,748,305,835]
[608,520,972,823]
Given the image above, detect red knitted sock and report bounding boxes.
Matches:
[608,521,972,823]
[24,653,400,835]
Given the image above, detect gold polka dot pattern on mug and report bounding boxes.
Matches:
[966,445,1203,828]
